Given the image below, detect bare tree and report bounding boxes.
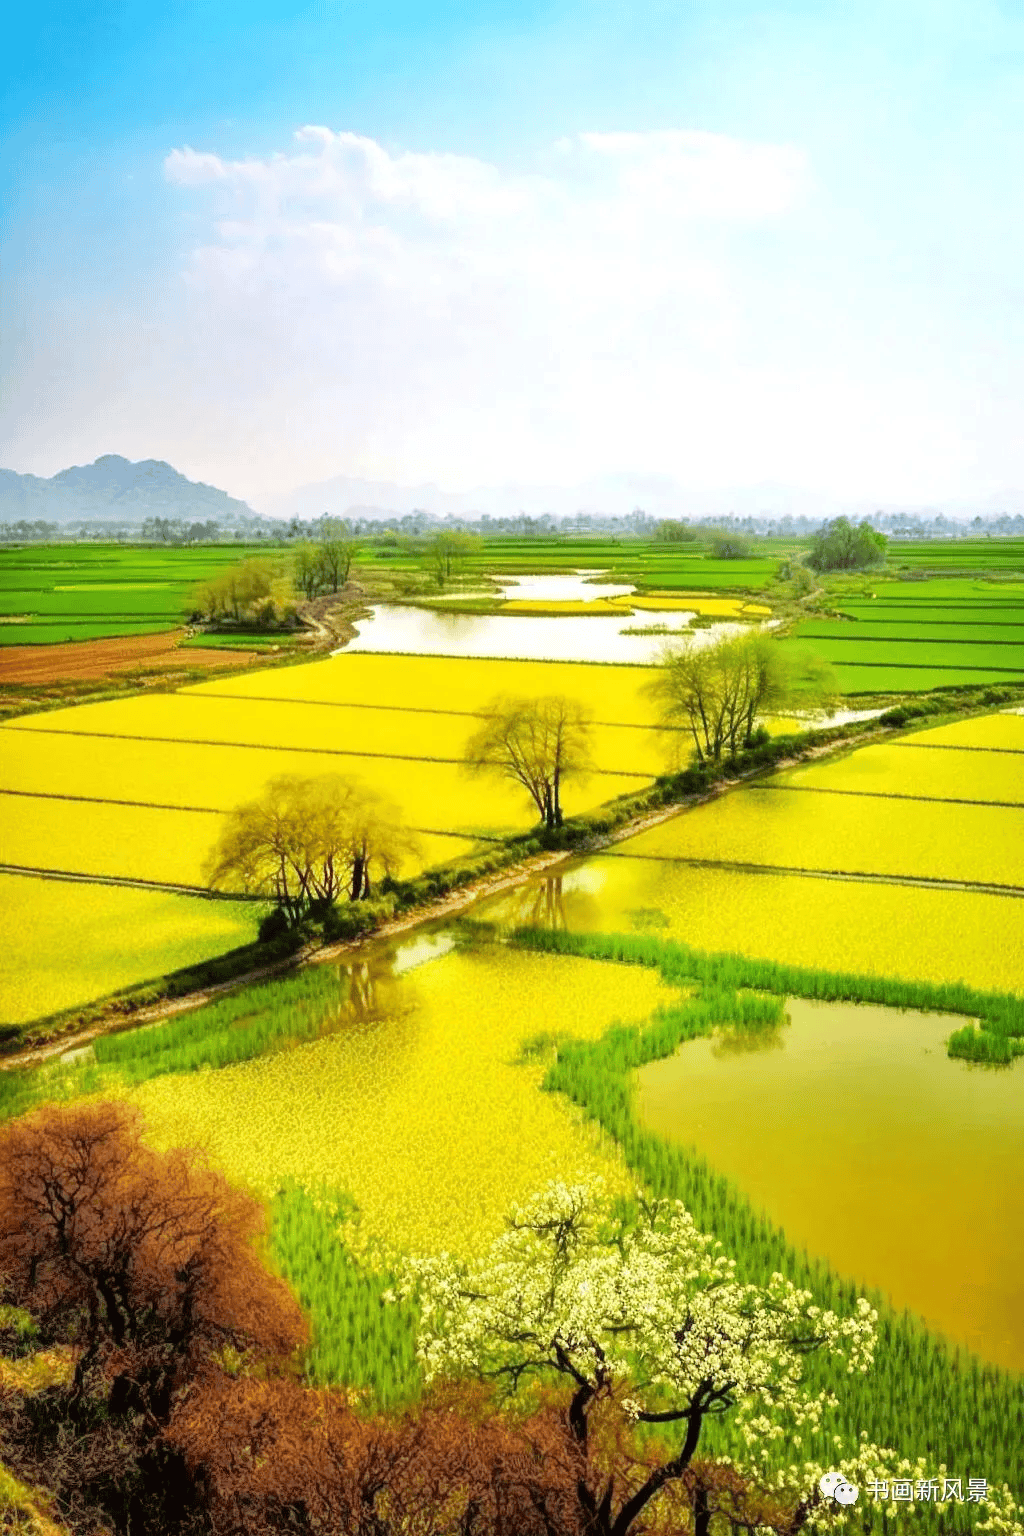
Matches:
[463,697,592,830]
[648,633,834,764]
[203,774,419,919]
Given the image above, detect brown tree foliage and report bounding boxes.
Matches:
[0,1101,305,1421]
[170,1376,589,1536]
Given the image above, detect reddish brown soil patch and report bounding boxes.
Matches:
[0,630,269,685]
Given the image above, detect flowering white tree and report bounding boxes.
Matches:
[395,1181,879,1536]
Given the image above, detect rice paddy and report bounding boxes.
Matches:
[0,544,274,645]
[784,575,1024,693]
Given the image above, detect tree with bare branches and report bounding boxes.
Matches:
[0,1101,306,1536]
[169,1374,589,1536]
[648,633,835,765]
[463,696,592,831]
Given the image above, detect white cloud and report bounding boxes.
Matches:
[159,127,819,491]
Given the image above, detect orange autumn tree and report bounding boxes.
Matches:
[0,1101,305,1422]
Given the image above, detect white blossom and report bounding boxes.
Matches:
[394,1180,877,1440]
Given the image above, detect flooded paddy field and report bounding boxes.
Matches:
[636,997,1024,1369]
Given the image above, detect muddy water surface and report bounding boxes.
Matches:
[636,998,1024,1369]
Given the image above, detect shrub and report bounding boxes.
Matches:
[258,906,293,943]
[709,534,751,559]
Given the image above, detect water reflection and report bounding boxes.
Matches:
[329,929,459,1027]
[485,867,605,932]
[497,571,636,602]
[711,1018,788,1057]
[345,604,719,664]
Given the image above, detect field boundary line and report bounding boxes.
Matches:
[888,741,1024,756]
[0,790,495,847]
[602,850,1024,898]
[799,633,1024,647]
[0,787,222,814]
[0,722,654,778]
[180,687,690,734]
[0,862,263,899]
[822,659,1024,674]
[746,784,1024,810]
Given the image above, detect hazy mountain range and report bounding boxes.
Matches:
[4,456,1024,529]
[0,455,253,522]
[257,471,1024,525]
[257,472,850,524]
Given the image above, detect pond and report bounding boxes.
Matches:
[342,570,750,664]
[635,998,1024,1370]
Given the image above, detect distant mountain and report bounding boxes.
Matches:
[256,472,855,524]
[0,455,253,522]
[257,471,1024,527]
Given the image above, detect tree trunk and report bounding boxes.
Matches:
[694,1479,711,1536]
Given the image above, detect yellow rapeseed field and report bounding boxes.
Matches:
[0,798,225,888]
[776,742,1024,805]
[0,791,472,888]
[905,712,1024,752]
[610,593,772,617]
[3,693,670,779]
[499,598,626,615]
[481,860,1024,993]
[0,653,676,893]
[126,947,673,1258]
[184,652,667,725]
[613,788,1024,888]
[0,874,258,1024]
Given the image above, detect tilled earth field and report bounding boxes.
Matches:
[0,629,272,684]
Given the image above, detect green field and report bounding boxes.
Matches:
[0,544,280,644]
[783,573,1024,692]
[4,543,1022,701]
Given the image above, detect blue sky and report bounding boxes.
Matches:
[3,1,1024,509]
